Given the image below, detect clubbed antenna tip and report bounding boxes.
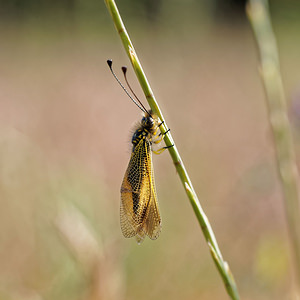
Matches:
[107,59,113,69]
[106,58,148,114]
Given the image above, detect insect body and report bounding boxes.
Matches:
[107,59,171,243]
[121,112,162,243]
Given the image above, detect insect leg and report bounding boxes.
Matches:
[158,128,170,137]
[153,124,173,153]
[153,128,171,144]
[157,120,171,136]
[152,144,174,155]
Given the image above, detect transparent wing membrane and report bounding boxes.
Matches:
[120,138,161,243]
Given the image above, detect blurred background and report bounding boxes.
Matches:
[0,0,300,299]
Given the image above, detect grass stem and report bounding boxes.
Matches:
[104,0,240,299]
[247,0,300,293]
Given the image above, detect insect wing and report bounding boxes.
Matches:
[120,139,161,242]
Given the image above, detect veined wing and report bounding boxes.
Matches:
[120,138,161,242]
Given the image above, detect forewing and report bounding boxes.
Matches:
[120,138,161,241]
[120,139,147,238]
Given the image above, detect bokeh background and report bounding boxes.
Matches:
[1,0,300,299]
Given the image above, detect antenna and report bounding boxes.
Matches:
[107,59,148,114]
[121,66,150,116]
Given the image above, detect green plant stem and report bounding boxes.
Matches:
[247,0,300,291]
[104,0,240,299]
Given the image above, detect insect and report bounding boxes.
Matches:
[107,59,172,243]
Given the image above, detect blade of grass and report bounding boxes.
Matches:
[104,0,240,299]
[247,0,300,293]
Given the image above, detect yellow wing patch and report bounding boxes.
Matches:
[120,138,161,243]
